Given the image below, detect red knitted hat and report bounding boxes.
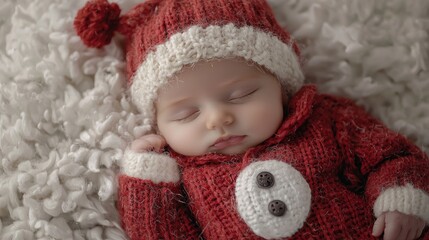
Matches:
[74,0,304,126]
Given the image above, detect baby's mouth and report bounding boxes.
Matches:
[211,135,246,150]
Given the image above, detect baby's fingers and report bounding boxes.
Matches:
[373,214,386,237]
[410,218,426,240]
[377,211,427,240]
[131,138,153,152]
[145,134,166,152]
[383,221,402,240]
[131,134,166,152]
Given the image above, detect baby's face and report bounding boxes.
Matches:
[155,59,284,156]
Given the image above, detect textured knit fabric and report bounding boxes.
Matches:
[74,0,304,127]
[118,85,429,239]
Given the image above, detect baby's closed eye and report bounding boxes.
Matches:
[228,88,258,102]
[171,108,200,122]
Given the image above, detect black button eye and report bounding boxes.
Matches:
[256,171,275,188]
[268,200,287,217]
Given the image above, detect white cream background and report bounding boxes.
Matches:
[0,0,428,239]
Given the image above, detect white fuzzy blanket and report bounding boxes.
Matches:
[1,0,428,239]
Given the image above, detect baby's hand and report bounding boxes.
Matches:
[131,134,166,153]
[372,210,426,240]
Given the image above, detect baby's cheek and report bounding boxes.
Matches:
[242,102,283,136]
[164,126,205,156]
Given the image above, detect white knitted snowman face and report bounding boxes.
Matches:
[155,58,285,156]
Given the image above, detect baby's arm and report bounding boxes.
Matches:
[330,95,429,239]
[372,211,426,240]
[118,143,200,239]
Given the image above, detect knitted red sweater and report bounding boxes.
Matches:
[118,85,429,239]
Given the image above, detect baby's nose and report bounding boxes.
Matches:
[206,108,234,130]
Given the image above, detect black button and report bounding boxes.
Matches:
[268,200,287,217]
[256,171,275,188]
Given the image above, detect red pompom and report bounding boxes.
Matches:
[74,0,121,48]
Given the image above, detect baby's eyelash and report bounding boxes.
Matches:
[176,111,199,122]
[229,89,258,101]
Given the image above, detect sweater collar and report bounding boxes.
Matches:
[170,84,318,168]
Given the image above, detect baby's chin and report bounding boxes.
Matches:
[206,142,259,156]
[213,146,249,155]
[173,145,248,156]
[172,138,268,156]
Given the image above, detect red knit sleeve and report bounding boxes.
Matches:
[331,96,429,221]
[117,175,200,240]
[117,150,200,239]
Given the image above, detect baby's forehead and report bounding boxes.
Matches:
[169,58,269,81]
[160,61,263,92]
